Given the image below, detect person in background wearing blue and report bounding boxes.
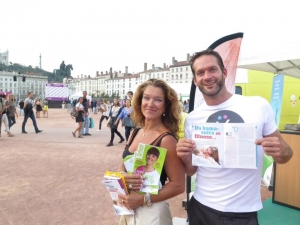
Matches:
[114,99,134,141]
[81,91,91,136]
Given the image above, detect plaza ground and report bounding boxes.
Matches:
[0,109,272,225]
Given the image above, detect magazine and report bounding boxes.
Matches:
[102,171,134,215]
[123,143,167,194]
[191,123,257,169]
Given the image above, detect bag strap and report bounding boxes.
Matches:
[151,132,177,147]
[124,128,141,150]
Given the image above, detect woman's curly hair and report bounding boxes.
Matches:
[131,79,181,139]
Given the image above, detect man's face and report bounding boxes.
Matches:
[127,93,133,99]
[83,92,87,97]
[193,55,227,97]
[29,93,34,99]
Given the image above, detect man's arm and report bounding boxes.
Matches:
[256,130,293,164]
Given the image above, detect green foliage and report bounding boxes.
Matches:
[0,63,66,83]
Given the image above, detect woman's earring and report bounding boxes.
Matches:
[163,112,165,116]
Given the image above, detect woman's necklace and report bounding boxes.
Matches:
[142,125,160,137]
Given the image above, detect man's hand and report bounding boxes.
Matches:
[176,138,197,176]
[256,134,293,164]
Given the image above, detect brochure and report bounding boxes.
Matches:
[123,143,167,194]
[102,171,134,215]
[191,123,257,169]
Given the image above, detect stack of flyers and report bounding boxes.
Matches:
[123,143,167,195]
[102,171,134,215]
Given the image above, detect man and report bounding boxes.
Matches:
[19,99,24,116]
[176,49,293,225]
[22,92,42,134]
[184,99,190,113]
[60,61,66,71]
[81,91,91,136]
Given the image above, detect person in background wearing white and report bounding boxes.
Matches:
[97,98,109,131]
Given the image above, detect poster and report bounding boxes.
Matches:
[262,74,284,189]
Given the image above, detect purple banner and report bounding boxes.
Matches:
[47,97,68,101]
[46,83,68,87]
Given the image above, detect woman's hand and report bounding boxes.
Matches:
[118,191,144,210]
[123,173,143,191]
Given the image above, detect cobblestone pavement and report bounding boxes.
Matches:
[0,109,272,224]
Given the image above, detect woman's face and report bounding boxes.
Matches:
[113,99,118,105]
[206,148,213,156]
[79,98,83,103]
[146,153,158,166]
[141,85,165,120]
[9,95,13,100]
[125,100,131,107]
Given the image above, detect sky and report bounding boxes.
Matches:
[1,0,300,77]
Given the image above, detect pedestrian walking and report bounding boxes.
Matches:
[35,99,43,118]
[97,99,109,131]
[6,94,18,130]
[19,99,24,116]
[81,91,91,136]
[43,98,49,118]
[22,92,42,134]
[106,98,125,146]
[115,99,134,141]
[72,97,85,138]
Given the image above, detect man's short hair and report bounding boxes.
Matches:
[189,49,225,77]
[82,90,87,93]
[127,91,133,95]
[28,92,33,95]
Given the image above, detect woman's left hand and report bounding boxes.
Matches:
[118,191,144,210]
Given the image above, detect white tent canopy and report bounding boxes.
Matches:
[238,43,300,78]
[69,92,92,101]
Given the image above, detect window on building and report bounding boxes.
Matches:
[186,67,188,71]
[176,68,178,72]
[180,68,182,72]
[235,86,242,95]
[180,74,182,79]
[171,75,174,80]
[186,74,188,79]
[172,69,174,72]
[176,74,178,79]
[157,74,159,78]
[162,73,164,78]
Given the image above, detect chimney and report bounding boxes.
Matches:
[110,67,113,79]
[81,74,83,78]
[163,63,166,68]
[144,63,147,71]
[125,66,128,75]
[172,57,175,65]
[96,71,99,76]
[101,71,103,75]
[84,75,87,78]
[152,64,155,70]
[187,53,190,62]
[114,71,117,78]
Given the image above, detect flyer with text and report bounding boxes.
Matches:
[192,123,257,169]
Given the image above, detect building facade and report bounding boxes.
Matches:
[0,71,48,100]
[0,50,9,66]
[169,54,193,83]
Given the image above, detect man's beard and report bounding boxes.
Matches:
[198,76,225,97]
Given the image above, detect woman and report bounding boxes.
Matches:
[43,98,48,118]
[115,99,134,141]
[97,99,109,131]
[35,99,43,118]
[6,94,18,129]
[117,79,185,225]
[107,98,125,146]
[1,96,14,137]
[72,97,85,138]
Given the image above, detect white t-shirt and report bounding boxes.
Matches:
[185,94,277,212]
[76,102,84,110]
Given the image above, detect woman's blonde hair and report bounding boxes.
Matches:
[132,79,181,139]
[8,94,14,102]
[103,98,108,104]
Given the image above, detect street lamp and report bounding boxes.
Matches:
[13,72,26,101]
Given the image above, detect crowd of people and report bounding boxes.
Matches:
[0,49,295,225]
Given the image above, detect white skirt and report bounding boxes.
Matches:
[119,201,172,225]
